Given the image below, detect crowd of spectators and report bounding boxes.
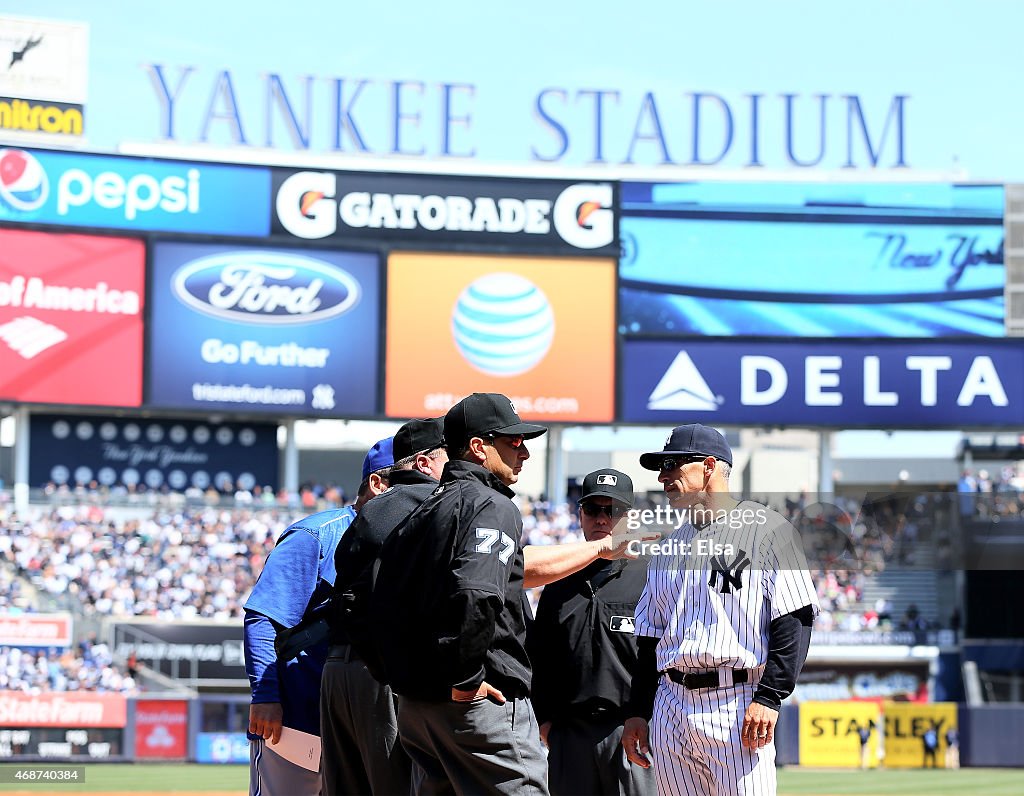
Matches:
[0,485,971,636]
[2,504,299,621]
[0,638,136,694]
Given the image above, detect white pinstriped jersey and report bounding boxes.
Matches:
[634,501,819,673]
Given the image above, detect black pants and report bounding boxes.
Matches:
[547,714,657,796]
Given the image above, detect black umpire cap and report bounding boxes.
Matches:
[639,423,733,470]
[444,392,547,449]
[578,468,635,508]
[393,417,445,461]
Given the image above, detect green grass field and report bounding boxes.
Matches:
[0,764,1022,794]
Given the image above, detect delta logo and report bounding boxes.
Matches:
[0,148,48,214]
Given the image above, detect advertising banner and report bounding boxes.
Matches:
[0,727,121,760]
[0,693,127,729]
[0,613,71,648]
[0,227,143,407]
[0,147,270,235]
[794,663,929,704]
[385,252,615,422]
[0,16,88,143]
[881,701,957,769]
[15,5,1024,179]
[620,182,1004,338]
[148,242,379,417]
[272,170,617,255]
[621,339,1024,428]
[134,700,188,759]
[29,415,277,493]
[799,701,883,768]
[111,622,244,683]
[196,732,249,764]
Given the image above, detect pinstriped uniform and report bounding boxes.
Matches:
[634,502,819,796]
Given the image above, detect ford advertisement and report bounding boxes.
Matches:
[147,242,379,417]
[621,339,1024,427]
[0,147,270,235]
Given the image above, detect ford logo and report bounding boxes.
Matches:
[171,252,360,324]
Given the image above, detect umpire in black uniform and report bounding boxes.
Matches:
[371,392,550,796]
[529,468,657,796]
[320,417,447,795]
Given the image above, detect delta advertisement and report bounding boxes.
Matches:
[621,339,1024,427]
[148,241,379,417]
[28,415,278,493]
[385,252,615,422]
[0,147,269,235]
[272,170,618,255]
[0,227,143,407]
[619,182,1005,338]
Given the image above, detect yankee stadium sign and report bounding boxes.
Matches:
[271,169,618,254]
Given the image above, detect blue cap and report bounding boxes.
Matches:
[639,424,733,470]
[362,437,395,479]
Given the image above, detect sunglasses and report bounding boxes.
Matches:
[580,502,628,518]
[658,456,712,472]
[486,434,525,449]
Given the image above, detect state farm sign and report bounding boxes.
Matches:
[0,692,127,728]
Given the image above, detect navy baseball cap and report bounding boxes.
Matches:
[362,436,395,479]
[393,417,445,461]
[579,468,635,508]
[444,393,547,449]
[639,424,733,470]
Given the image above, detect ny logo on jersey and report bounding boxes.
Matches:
[708,549,750,594]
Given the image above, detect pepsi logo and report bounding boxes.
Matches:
[172,252,360,325]
[0,149,48,213]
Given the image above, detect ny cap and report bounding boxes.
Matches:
[639,423,733,470]
[362,436,395,479]
[393,417,445,461]
[444,392,547,449]
[579,468,635,508]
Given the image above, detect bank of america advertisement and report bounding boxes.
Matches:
[0,227,143,407]
[620,183,1004,338]
[148,242,379,417]
[0,147,270,235]
[621,339,1024,427]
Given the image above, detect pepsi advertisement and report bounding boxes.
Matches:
[148,242,379,417]
[0,146,270,235]
[620,182,1004,338]
[29,415,278,492]
[621,339,1024,428]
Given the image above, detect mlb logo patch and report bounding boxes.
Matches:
[596,474,617,486]
[610,615,635,633]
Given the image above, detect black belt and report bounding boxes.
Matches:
[662,669,748,690]
[327,644,359,663]
[565,701,623,722]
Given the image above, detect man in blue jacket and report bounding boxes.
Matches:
[243,437,393,796]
